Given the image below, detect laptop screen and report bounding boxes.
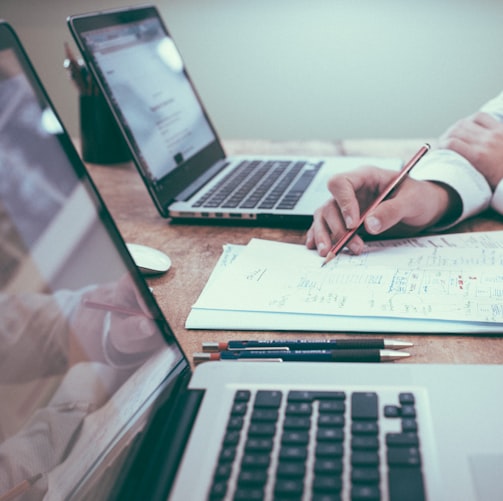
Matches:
[69,6,227,215]
[80,16,215,181]
[0,22,185,500]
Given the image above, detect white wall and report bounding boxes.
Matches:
[2,0,502,141]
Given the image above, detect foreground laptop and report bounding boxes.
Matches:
[1,21,502,501]
[67,5,401,227]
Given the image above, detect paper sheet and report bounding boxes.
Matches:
[187,231,503,333]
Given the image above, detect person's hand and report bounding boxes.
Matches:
[306,166,460,256]
[438,112,503,189]
[70,274,163,365]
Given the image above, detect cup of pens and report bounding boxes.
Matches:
[64,43,131,165]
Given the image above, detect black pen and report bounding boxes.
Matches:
[194,349,409,363]
[202,339,413,352]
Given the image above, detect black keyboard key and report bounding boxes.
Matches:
[387,447,421,466]
[285,402,313,416]
[241,453,270,470]
[317,428,344,442]
[288,390,346,402]
[279,445,308,461]
[318,413,345,427]
[254,390,283,408]
[316,442,344,458]
[227,416,244,430]
[276,461,306,478]
[274,478,305,498]
[401,418,418,432]
[351,484,380,500]
[351,392,378,420]
[283,416,311,430]
[351,467,380,485]
[233,487,264,500]
[245,437,274,453]
[384,405,401,418]
[351,451,379,467]
[351,422,378,435]
[351,436,379,450]
[237,469,268,487]
[312,474,343,493]
[213,463,232,480]
[314,458,343,475]
[251,408,279,422]
[248,422,276,437]
[400,405,416,418]
[319,400,346,414]
[399,392,415,405]
[312,495,341,501]
[219,446,236,462]
[209,480,228,500]
[223,430,241,446]
[231,402,248,416]
[388,466,425,501]
[282,430,310,445]
[386,433,419,447]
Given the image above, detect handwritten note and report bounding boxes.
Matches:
[187,232,503,333]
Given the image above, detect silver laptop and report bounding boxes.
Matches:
[1,20,502,501]
[67,5,401,227]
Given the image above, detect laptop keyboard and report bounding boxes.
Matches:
[192,160,322,211]
[208,389,426,501]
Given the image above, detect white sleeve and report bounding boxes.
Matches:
[491,179,503,214]
[481,91,503,214]
[480,91,503,121]
[410,149,492,229]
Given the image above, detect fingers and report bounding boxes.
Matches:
[306,166,397,256]
[110,315,161,354]
[306,169,454,256]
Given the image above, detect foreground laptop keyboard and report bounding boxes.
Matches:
[208,389,425,501]
[192,160,322,210]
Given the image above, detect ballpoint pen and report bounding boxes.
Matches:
[322,143,431,267]
[193,349,410,363]
[202,339,413,352]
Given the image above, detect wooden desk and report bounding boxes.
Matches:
[86,139,503,365]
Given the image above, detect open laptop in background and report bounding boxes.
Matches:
[1,21,503,501]
[67,5,402,227]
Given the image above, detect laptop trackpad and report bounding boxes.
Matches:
[469,454,503,500]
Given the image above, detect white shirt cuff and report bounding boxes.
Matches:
[410,149,492,229]
[491,179,503,214]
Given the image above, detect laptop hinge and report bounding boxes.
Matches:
[110,367,204,501]
[175,159,228,201]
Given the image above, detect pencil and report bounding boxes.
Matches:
[82,299,148,317]
[63,42,88,94]
[321,143,431,267]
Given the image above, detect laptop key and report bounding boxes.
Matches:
[351,484,380,500]
[351,392,378,420]
[388,466,425,501]
[254,390,283,408]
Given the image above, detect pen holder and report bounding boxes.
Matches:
[79,93,131,165]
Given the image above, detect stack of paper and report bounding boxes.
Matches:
[186,231,503,334]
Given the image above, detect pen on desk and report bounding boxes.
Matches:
[82,299,148,317]
[321,143,431,267]
[202,338,413,352]
[194,349,410,363]
[63,42,88,94]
